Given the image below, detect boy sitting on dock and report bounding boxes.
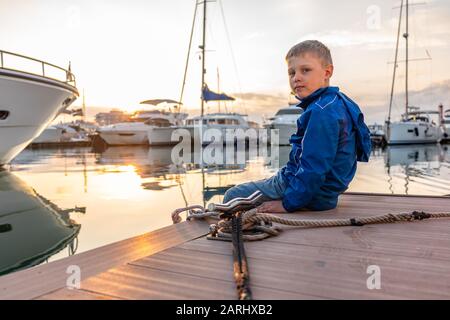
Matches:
[224,40,371,213]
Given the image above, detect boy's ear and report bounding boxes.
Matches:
[325,64,334,80]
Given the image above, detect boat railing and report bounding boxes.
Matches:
[0,49,76,87]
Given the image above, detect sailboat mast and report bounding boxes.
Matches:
[388,0,404,126]
[217,67,221,113]
[404,0,409,114]
[82,89,86,123]
[200,0,207,118]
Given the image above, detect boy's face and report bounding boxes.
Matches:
[287,53,334,99]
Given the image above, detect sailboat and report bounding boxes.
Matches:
[148,0,249,146]
[385,0,440,145]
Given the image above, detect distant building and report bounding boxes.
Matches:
[95,110,129,126]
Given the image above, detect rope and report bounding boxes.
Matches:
[172,206,450,241]
[231,213,252,300]
[171,205,220,224]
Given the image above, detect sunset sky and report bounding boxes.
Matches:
[1,0,449,123]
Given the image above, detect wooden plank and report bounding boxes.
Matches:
[260,222,450,261]
[344,192,450,199]
[60,264,316,300]
[0,220,209,300]
[174,239,450,299]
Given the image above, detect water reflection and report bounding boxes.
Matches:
[0,170,82,275]
[383,144,450,195]
[95,145,268,206]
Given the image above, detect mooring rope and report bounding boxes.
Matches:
[172,207,450,241]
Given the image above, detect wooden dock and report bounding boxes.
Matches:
[1,193,450,300]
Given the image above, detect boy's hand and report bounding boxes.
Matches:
[257,200,287,213]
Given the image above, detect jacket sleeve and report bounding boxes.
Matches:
[282,107,340,212]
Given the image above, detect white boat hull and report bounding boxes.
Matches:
[147,127,180,146]
[0,70,78,165]
[99,131,149,145]
[149,125,255,146]
[386,121,439,145]
[99,123,150,145]
[32,126,65,143]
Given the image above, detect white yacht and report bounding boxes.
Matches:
[386,108,440,145]
[441,109,450,142]
[98,107,187,146]
[32,122,91,144]
[0,50,78,166]
[143,99,188,146]
[384,1,439,145]
[264,106,303,145]
[181,113,250,145]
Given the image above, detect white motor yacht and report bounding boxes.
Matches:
[179,113,250,145]
[264,106,303,145]
[0,50,78,166]
[99,107,187,146]
[149,113,251,146]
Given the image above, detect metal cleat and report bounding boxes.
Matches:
[207,191,266,219]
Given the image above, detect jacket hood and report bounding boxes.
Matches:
[337,91,371,162]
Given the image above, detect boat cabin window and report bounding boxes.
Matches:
[443,120,450,124]
[407,116,429,123]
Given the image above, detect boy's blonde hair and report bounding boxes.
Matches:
[285,40,333,66]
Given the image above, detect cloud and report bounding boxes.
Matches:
[233,92,292,115]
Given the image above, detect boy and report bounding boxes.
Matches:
[223,40,371,213]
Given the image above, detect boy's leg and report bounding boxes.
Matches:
[223,171,287,203]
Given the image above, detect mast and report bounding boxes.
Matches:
[387,0,403,126]
[404,0,409,114]
[200,0,207,117]
[82,89,86,123]
[217,67,221,113]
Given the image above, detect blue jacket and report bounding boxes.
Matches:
[280,86,371,212]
